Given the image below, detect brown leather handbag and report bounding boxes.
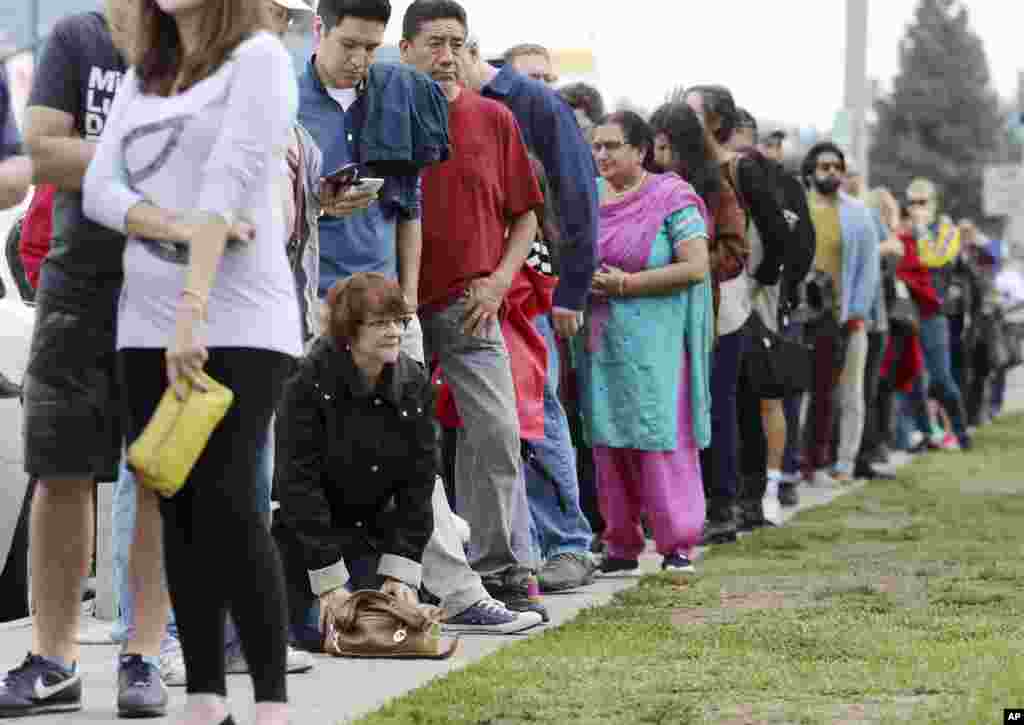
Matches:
[322,591,460,660]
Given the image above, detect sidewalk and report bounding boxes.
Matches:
[4,369,1021,724]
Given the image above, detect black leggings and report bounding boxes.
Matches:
[121,348,292,702]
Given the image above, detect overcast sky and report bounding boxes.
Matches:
[384,0,1018,130]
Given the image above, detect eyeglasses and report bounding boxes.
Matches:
[816,162,844,173]
[363,316,413,331]
[592,140,626,153]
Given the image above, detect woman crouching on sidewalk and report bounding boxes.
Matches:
[273,273,436,648]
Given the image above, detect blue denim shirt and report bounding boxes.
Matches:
[298,58,419,296]
[482,66,598,312]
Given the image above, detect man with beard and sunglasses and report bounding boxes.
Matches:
[800,142,880,487]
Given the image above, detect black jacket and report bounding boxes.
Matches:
[273,339,436,591]
[730,153,796,287]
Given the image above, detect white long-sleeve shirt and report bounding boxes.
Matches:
[83,32,302,357]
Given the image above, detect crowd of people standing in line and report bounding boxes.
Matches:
[0,0,1021,722]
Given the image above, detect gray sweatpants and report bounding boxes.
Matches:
[421,296,533,577]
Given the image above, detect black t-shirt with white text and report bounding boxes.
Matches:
[28,11,127,285]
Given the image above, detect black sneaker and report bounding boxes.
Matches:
[538,552,598,593]
[597,556,641,576]
[0,653,82,718]
[701,517,738,545]
[661,554,696,574]
[778,481,799,507]
[117,654,168,718]
[854,463,895,481]
[482,569,550,624]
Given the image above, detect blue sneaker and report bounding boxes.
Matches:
[442,598,543,635]
[661,554,696,574]
[118,654,167,718]
[0,653,81,718]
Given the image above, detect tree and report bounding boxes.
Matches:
[869,0,1004,225]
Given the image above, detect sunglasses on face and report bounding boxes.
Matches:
[907,198,930,207]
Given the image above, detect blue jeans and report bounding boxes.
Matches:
[524,315,593,560]
[113,426,274,645]
[700,325,749,504]
[919,315,967,439]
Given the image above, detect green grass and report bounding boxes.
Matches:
[355,414,1024,725]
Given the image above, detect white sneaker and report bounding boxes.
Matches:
[159,640,187,688]
[224,642,314,675]
[810,469,840,488]
[442,598,543,635]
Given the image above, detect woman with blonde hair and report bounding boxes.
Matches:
[904,177,971,450]
[83,0,301,721]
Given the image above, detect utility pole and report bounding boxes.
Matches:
[28,0,39,60]
[843,0,870,183]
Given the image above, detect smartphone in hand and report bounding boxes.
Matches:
[321,162,361,188]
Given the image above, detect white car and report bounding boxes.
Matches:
[0,200,34,621]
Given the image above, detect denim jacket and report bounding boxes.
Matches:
[359,62,450,212]
[837,192,881,324]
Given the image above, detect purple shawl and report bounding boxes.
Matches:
[589,173,710,349]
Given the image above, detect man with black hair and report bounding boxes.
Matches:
[800,142,880,486]
[300,0,421,338]
[401,0,547,619]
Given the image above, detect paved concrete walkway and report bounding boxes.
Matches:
[3,369,1022,724]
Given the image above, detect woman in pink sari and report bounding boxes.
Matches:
[579,111,714,574]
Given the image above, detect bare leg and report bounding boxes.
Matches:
[122,486,169,658]
[30,477,94,664]
[761,399,787,473]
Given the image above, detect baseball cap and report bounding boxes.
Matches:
[272,0,313,12]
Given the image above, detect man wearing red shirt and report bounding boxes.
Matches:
[400,0,544,616]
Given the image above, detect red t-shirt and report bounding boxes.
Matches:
[419,89,542,307]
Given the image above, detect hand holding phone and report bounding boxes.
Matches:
[319,164,376,218]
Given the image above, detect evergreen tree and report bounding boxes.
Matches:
[869,0,1004,224]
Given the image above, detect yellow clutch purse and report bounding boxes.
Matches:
[127,371,234,498]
